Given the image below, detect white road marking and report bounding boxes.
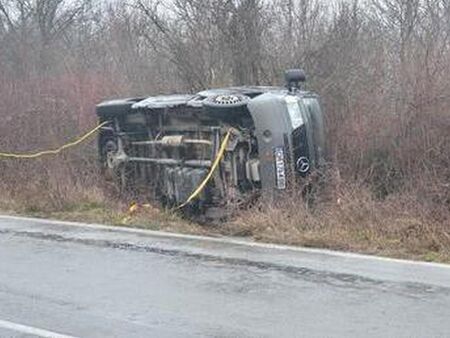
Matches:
[0,214,449,269]
[0,319,78,338]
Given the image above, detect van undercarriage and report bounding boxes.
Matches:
[96,70,325,219]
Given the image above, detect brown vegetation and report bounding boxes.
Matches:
[0,0,449,261]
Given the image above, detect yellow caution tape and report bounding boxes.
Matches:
[1,118,230,215]
[177,129,232,209]
[0,121,109,159]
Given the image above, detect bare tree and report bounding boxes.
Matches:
[219,0,266,85]
[0,0,91,74]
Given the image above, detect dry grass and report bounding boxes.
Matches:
[0,183,209,235]
[226,182,450,263]
[2,169,448,263]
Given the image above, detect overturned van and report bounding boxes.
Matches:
[96,70,325,217]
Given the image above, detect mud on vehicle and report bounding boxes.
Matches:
[96,70,325,219]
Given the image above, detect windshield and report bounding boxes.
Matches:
[304,97,326,164]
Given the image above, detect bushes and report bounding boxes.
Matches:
[0,74,116,212]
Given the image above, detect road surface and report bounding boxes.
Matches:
[0,215,450,338]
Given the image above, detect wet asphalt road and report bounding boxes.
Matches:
[0,216,450,338]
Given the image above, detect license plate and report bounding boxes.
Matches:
[274,147,286,190]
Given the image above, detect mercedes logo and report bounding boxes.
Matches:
[296,157,310,173]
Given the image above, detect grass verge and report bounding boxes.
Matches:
[1,188,449,264]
